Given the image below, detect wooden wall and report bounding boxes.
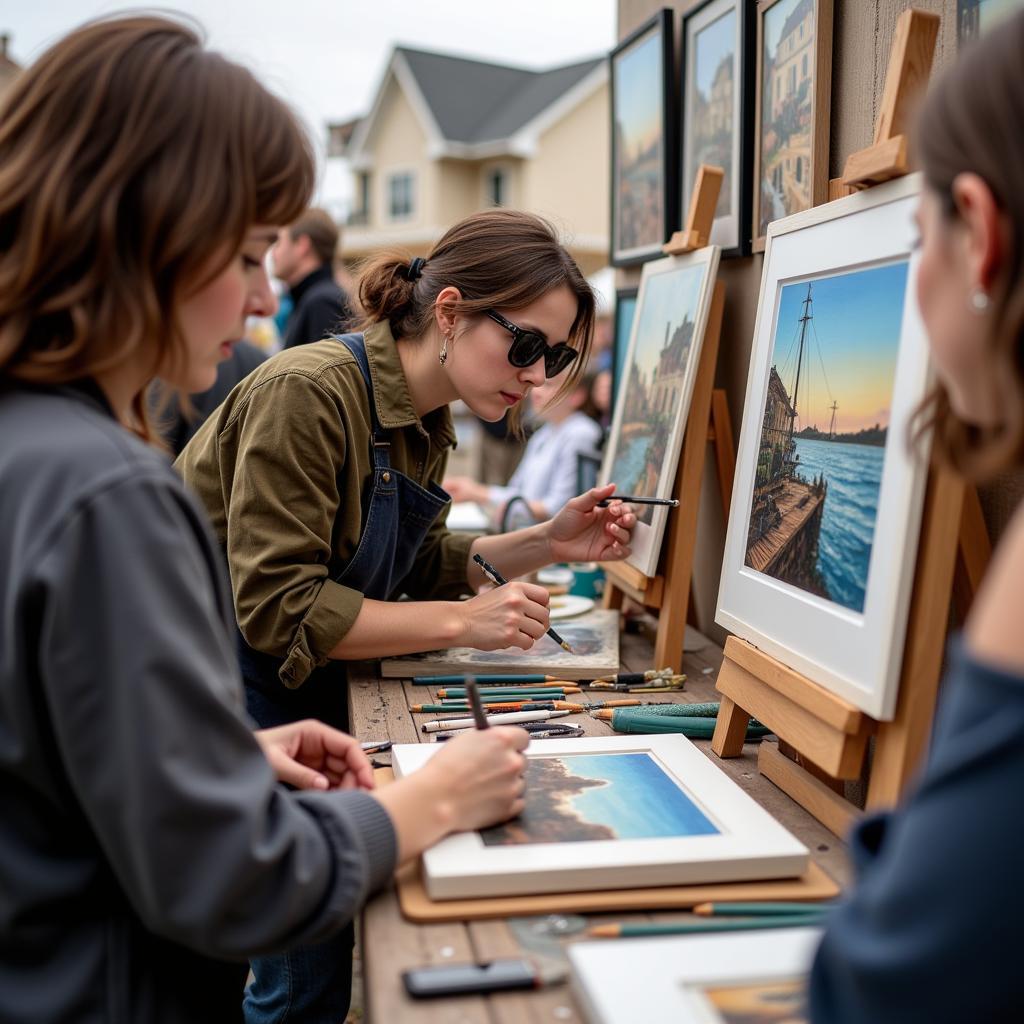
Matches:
[616,0,1023,612]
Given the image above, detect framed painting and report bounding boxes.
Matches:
[610,9,677,266]
[681,0,754,257]
[380,608,619,681]
[611,286,638,411]
[957,0,1024,45]
[716,174,932,720]
[570,926,820,1024]
[600,245,721,577]
[392,735,809,899]
[752,0,833,251]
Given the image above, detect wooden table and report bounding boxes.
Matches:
[348,626,850,1024]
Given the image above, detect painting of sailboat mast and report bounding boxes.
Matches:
[746,262,909,613]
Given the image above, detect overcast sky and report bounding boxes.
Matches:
[4,1,618,207]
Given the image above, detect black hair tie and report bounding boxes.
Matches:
[404,257,426,282]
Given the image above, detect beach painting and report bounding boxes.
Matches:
[611,11,673,264]
[601,247,719,576]
[379,608,619,681]
[745,261,908,614]
[482,752,719,846]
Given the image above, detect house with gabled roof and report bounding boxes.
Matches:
[337,45,609,274]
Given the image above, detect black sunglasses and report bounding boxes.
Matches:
[485,309,579,379]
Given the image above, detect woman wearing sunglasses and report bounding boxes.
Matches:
[176,208,635,1021]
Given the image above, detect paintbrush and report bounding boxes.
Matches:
[472,553,575,654]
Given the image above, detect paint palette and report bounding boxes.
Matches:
[549,595,595,620]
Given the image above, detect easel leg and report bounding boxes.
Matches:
[711,695,750,757]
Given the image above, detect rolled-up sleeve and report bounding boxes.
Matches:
[219,371,365,687]
[35,471,396,958]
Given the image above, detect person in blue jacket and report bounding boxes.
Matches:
[810,12,1024,1022]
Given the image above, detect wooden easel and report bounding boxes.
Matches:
[602,165,735,675]
[711,10,992,835]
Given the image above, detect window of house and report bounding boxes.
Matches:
[388,172,415,220]
[485,167,508,207]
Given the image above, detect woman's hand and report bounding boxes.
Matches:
[545,483,636,564]
[372,727,529,862]
[255,720,376,792]
[454,581,550,650]
[443,475,489,504]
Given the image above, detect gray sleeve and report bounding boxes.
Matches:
[33,471,396,959]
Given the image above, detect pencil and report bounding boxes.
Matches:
[472,553,575,654]
[692,902,836,917]
[463,677,490,730]
[586,914,828,938]
[595,495,680,508]
[422,710,571,733]
[437,686,580,698]
[411,674,567,685]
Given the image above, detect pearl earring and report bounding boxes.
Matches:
[970,289,990,313]
[439,333,450,366]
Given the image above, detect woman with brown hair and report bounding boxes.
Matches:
[810,12,1024,1021]
[0,16,531,1024]
[177,207,636,1021]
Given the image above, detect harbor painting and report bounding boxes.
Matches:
[606,261,707,529]
[481,752,719,846]
[745,261,909,613]
[611,13,671,263]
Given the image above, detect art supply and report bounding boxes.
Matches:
[413,702,569,714]
[433,722,586,742]
[463,677,490,730]
[595,495,680,507]
[587,669,684,691]
[411,674,568,685]
[359,740,393,754]
[402,958,561,998]
[594,703,771,740]
[693,901,836,917]
[589,667,675,684]
[588,675,686,692]
[422,710,571,733]
[586,914,829,938]
[472,553,575,654]
[437,686,580,698]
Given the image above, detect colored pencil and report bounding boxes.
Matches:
[359,740,393,754]
[472,553,575,654]
[438,686,580,698]
[463,677,490,730]
[586,914,828,938]
[412,702,562,714]
[595,496,680,508]
[411,674,568,685]
[692,902,836,917]
[422,710,571,733]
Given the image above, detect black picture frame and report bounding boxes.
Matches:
[611,287,638,413]
[680,0,755,258]
[609,9,678,267]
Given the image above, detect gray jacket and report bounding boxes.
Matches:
[0,382,396,1023]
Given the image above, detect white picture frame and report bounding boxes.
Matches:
[570,926,821,1024]
[392,735,808,900]
[716,174,932,720]
[600,245,721,577]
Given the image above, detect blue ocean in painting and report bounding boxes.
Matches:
[791,437,885,613]
[610,434,655,494]
[565,753,719,839]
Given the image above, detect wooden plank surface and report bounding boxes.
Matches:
[350,628,851,1023]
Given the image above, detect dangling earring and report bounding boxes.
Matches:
[970,289,990,313]
[439,332,450,366]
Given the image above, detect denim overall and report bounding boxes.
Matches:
[243,333,450,1024]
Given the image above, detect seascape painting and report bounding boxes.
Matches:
[685,2,737,224]
[692,978,807,1024]
[745,261,909,614]
[757,0,816,238]
[611,13,671,263]
[379,609,619,680]
[481,752,719,846]
[606,262,707,529]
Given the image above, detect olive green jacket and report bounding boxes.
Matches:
[176,322,478,688]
